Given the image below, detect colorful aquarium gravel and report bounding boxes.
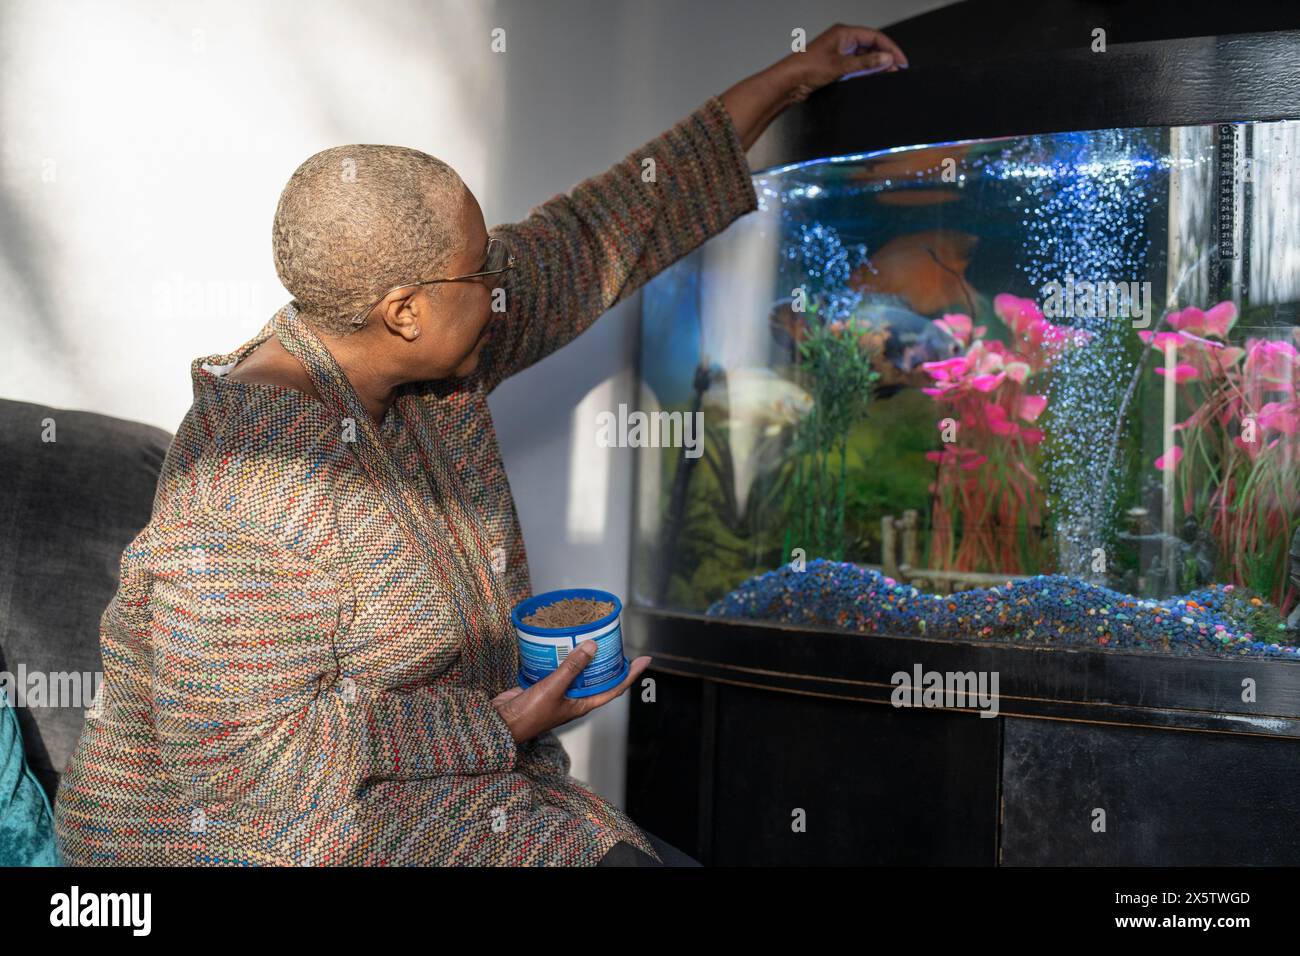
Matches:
[707,558,1300,659]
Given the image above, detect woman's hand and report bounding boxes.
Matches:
[720,24,909,150]
[491,641,652,745]
[784,24,909,96]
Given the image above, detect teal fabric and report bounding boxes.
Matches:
[0,693,60,866]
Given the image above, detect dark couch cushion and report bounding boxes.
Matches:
[0,398,172,802]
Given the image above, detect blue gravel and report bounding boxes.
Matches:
[706,558,1300,659]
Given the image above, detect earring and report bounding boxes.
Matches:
[411,326,420,339]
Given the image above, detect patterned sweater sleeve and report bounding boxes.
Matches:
[145,509,519,810]
[476,94,759,394]
[515,727,571,781]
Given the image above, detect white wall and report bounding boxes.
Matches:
[0,0,950,808]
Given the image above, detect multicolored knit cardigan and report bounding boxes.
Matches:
[53,95,758,866]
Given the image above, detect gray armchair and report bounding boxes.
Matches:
[0,398,171,801]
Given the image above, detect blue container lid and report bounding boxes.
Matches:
[511,587,623,637]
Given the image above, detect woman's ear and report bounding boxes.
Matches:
[377,289,425,341]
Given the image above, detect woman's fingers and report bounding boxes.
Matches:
[787,25,910,93]
[627,654,653,682]
[826,26,908,80]
[573,655,653,712]
[834,26,907,66]
[534,639,599,696]
[493,687,525,705]
[840,50,897,80]
[861,27,908,67]
[512,646,652,737]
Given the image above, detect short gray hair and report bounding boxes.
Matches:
[272,144,465,336]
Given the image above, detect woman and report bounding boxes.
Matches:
[54,24,906,866]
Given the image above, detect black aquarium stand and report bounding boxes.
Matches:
[625,3,1300,865]
[624,609,1300,865]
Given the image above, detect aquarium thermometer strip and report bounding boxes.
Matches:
[1216,124,1238,264]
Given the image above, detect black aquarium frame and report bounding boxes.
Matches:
[748,29,1300,172]
[625,4,1300,866]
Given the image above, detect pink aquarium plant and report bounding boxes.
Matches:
[921,294,1090,575]
[1140,301,1299,610]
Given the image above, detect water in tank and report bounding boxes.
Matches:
[633,121,1300,658]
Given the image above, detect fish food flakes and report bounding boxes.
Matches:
[523,597,615,629]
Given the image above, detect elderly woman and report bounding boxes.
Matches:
[54,25,906,866]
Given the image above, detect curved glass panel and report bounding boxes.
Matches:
[634,121,1300,658]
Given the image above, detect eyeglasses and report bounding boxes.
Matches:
[349,235,516,327]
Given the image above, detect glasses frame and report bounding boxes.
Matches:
[349,235,516,327]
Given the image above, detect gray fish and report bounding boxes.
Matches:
[769,293,965,397]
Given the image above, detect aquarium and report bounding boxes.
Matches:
[633,120,1300,659]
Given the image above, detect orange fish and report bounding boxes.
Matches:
[849,144,970,208]
[850,229,979,316]
[849,144,970,184]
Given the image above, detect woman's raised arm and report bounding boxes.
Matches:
[475,94,757,394]
[473,23,907,394]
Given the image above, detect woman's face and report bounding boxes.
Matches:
[408,188,500,380]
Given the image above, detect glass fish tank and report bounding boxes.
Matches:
[632,120,1300,659]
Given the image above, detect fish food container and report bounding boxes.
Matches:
[512,588,630,698]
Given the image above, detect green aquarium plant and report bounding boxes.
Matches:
[783,305,880,564]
